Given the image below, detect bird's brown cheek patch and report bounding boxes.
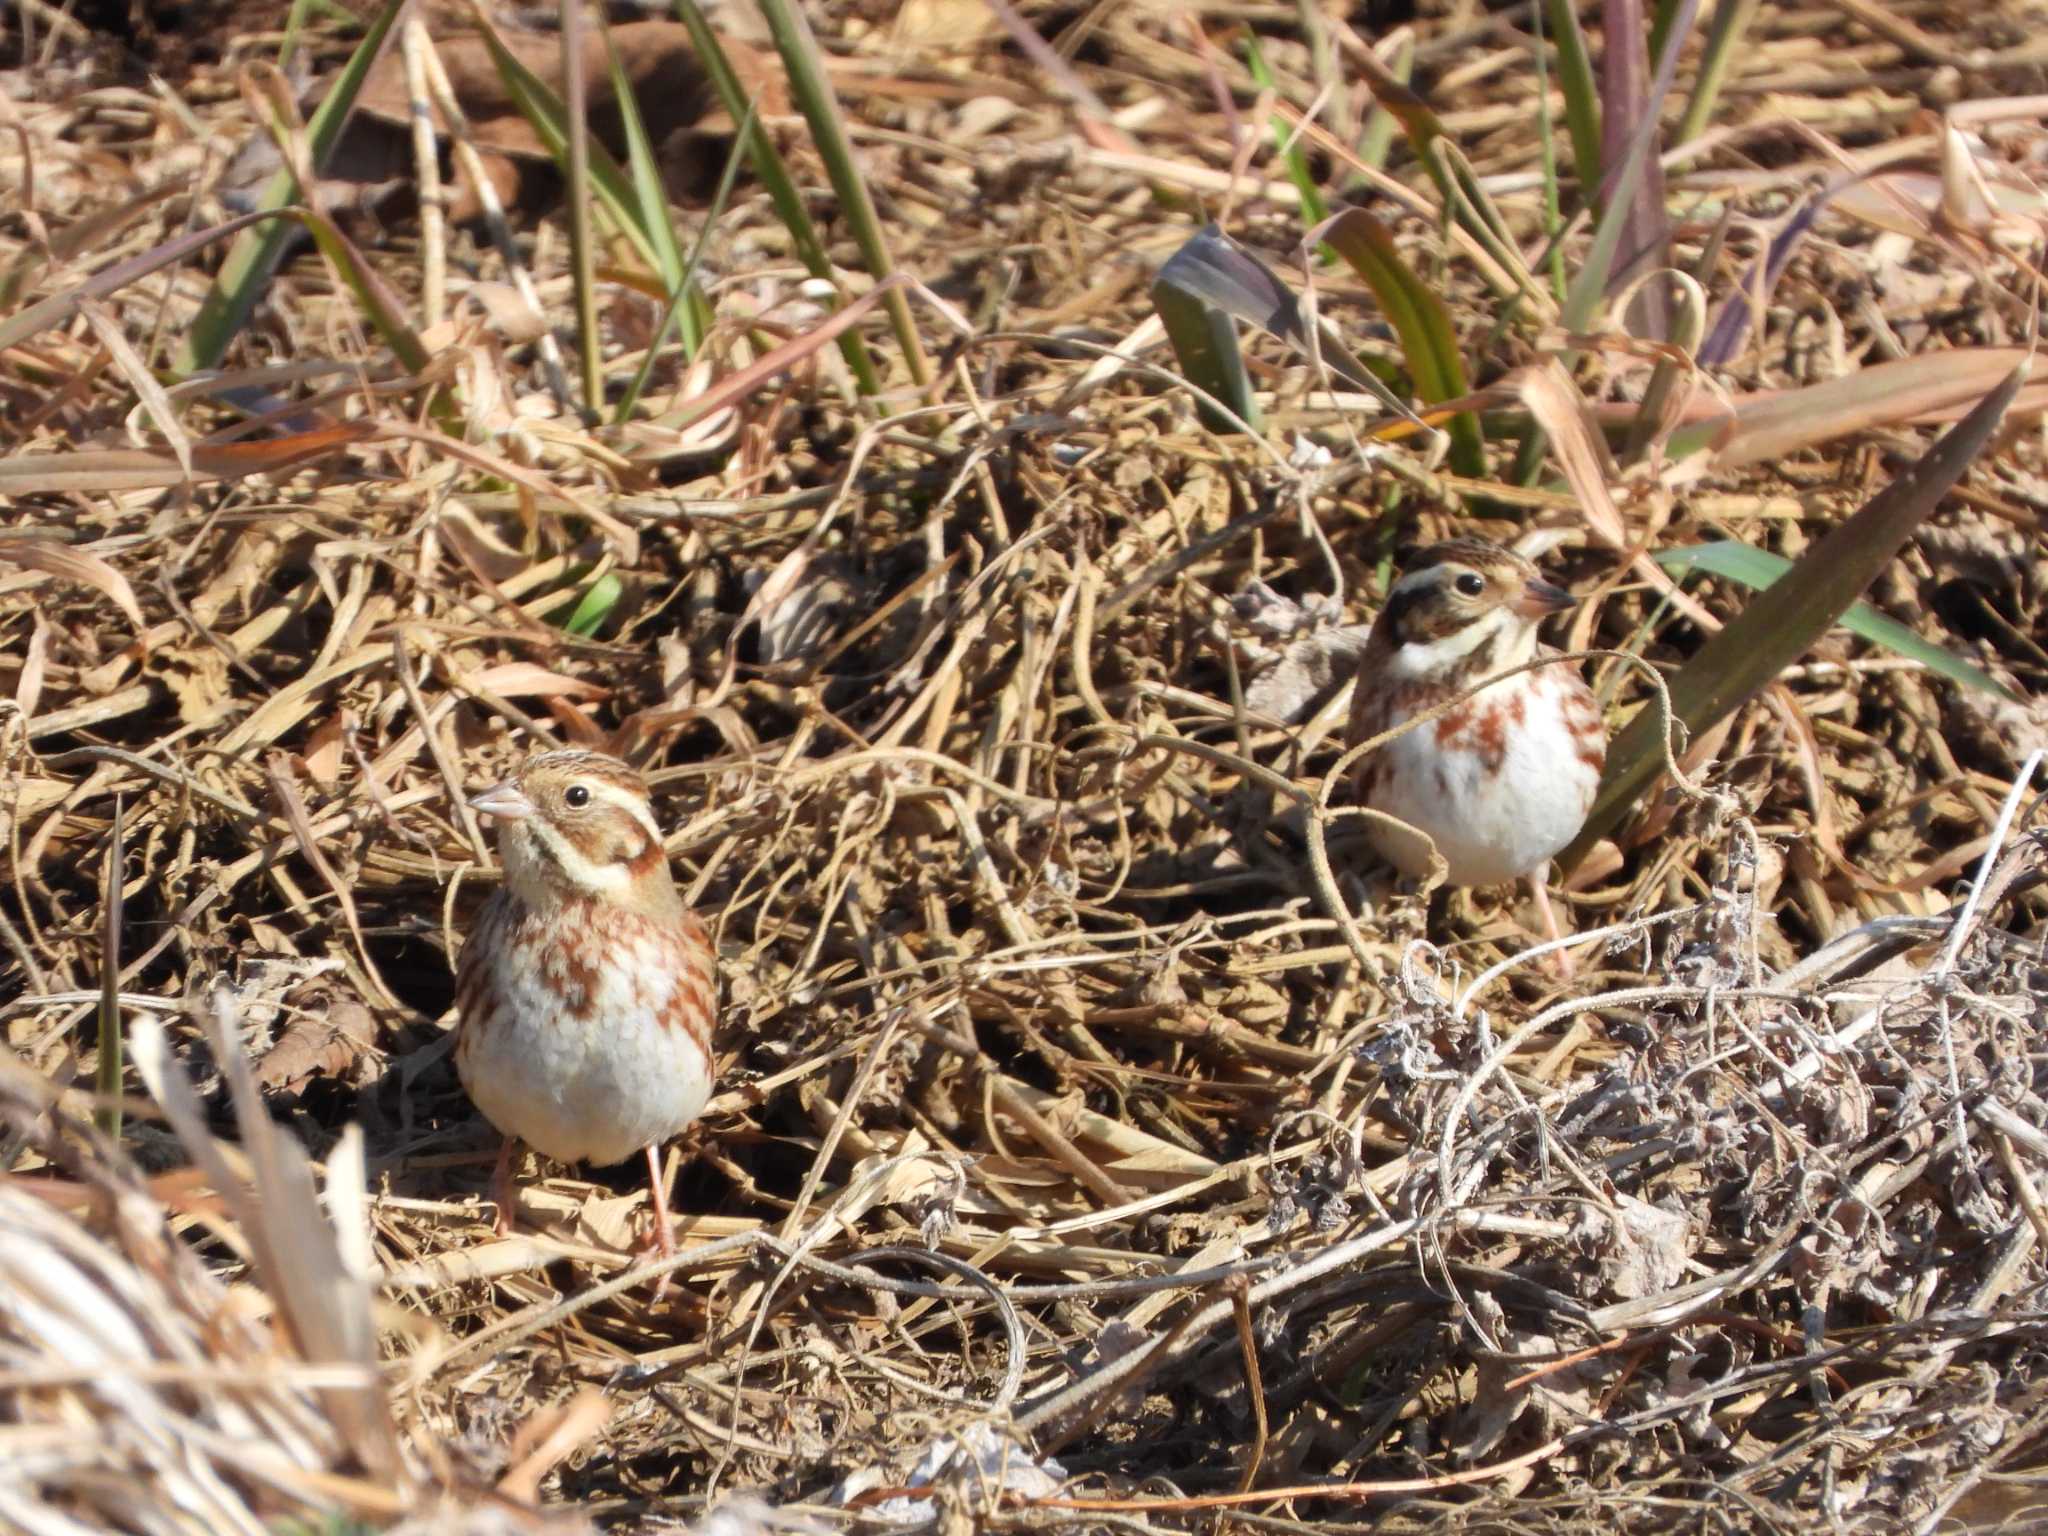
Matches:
[625,837,667,882]
[1407,606,1464,643]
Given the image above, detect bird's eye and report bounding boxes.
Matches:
[1453,572,1486,597]
[564,785,591,809]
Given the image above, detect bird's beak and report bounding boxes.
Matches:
[1513,577,1577,620]
[469,781,535,821]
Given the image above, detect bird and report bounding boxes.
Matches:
[1345,537,1606,954]
[453,748,717,1273]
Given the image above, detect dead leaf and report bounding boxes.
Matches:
[253,992,379,1095]
[1242,621,1373,724]
[498,1388,612,1503]
[466,281,549,343]
[14,617,49,719]
[1575,1197,1692,1302]
[0,537,146,632]
[158,647,233,726]
[756,552,865,665]
[1460,1327,1588,1465]
[1509,362,1718,632]
[331,21,788,220]
[299,713,349,787]
[465,662,610,700]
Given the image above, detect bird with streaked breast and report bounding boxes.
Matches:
[453,748,716,1272]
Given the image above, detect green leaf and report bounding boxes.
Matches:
[1563,358,2028,866]
[470,13,665,276]
[1559,0,1696,336]
[1336,43,1535,313]
[1677,0,1760,146]
[602,16,700,360]
[1313,206,1483,475]
[1151,277,1261,434]
[296,208,431,375]
[1651,542,2017,701]
[175,0,405,375]
[754,0,932,389]
[670,0,880,394]
[1545,0,1601,196]
[615,99,755,423]
[561,572,625,636]
[1244,32,1328,227]
[1354,35,1410,174]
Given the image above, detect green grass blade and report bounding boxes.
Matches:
[1335,38,1446,154]
[1676,0,1760,147]
[669,0,879,394]
[1314,207,1482,474]
[754,0,932,390]
[1336,42,1535,311]
[296,208,431,374]
[561,2,602,415]
[1295,0,1350,155]
[668,1,825,282]
[1564,359,2028,865]
[1651,542,2017,700]
[470,13,664,276]
[561,572,625,636]
[175,0,405,375]
[1647,0,1687,72]
[1546,0,1602,198]
[1354,35,1410,173]
[1618,242,1707,463]
[615,100,755,423]
[95,795,124,1142]
[1560,0,1695,334]
[602,21,686,290]
[1152,278,1260,434]
[1244,32,1328,228]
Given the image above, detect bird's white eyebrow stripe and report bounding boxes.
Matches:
[580,778,664,846]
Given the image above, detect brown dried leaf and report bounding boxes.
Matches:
[0,537,146,632]
[466,662,610,699]
[253,992,379,1095]
[1509,362,1718,631]
[14,617,49,720]
[1711,347,2047,469]
[159,648,233,726]
[298,714,349,786]
[1242,623,1374,723]
[497,1388,613,1503]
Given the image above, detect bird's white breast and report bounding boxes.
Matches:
[1365,665,1601,886]
[457,897,715,1167]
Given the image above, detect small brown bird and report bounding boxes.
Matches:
[1346,538,1606,947]
[454,749,716,1265]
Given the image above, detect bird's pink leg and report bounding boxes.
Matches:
[490,1135,519,1237]
[1528,875,1577,979]
[644,1143,677,1300]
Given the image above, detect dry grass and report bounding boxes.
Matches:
[3,1,2048,1532]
